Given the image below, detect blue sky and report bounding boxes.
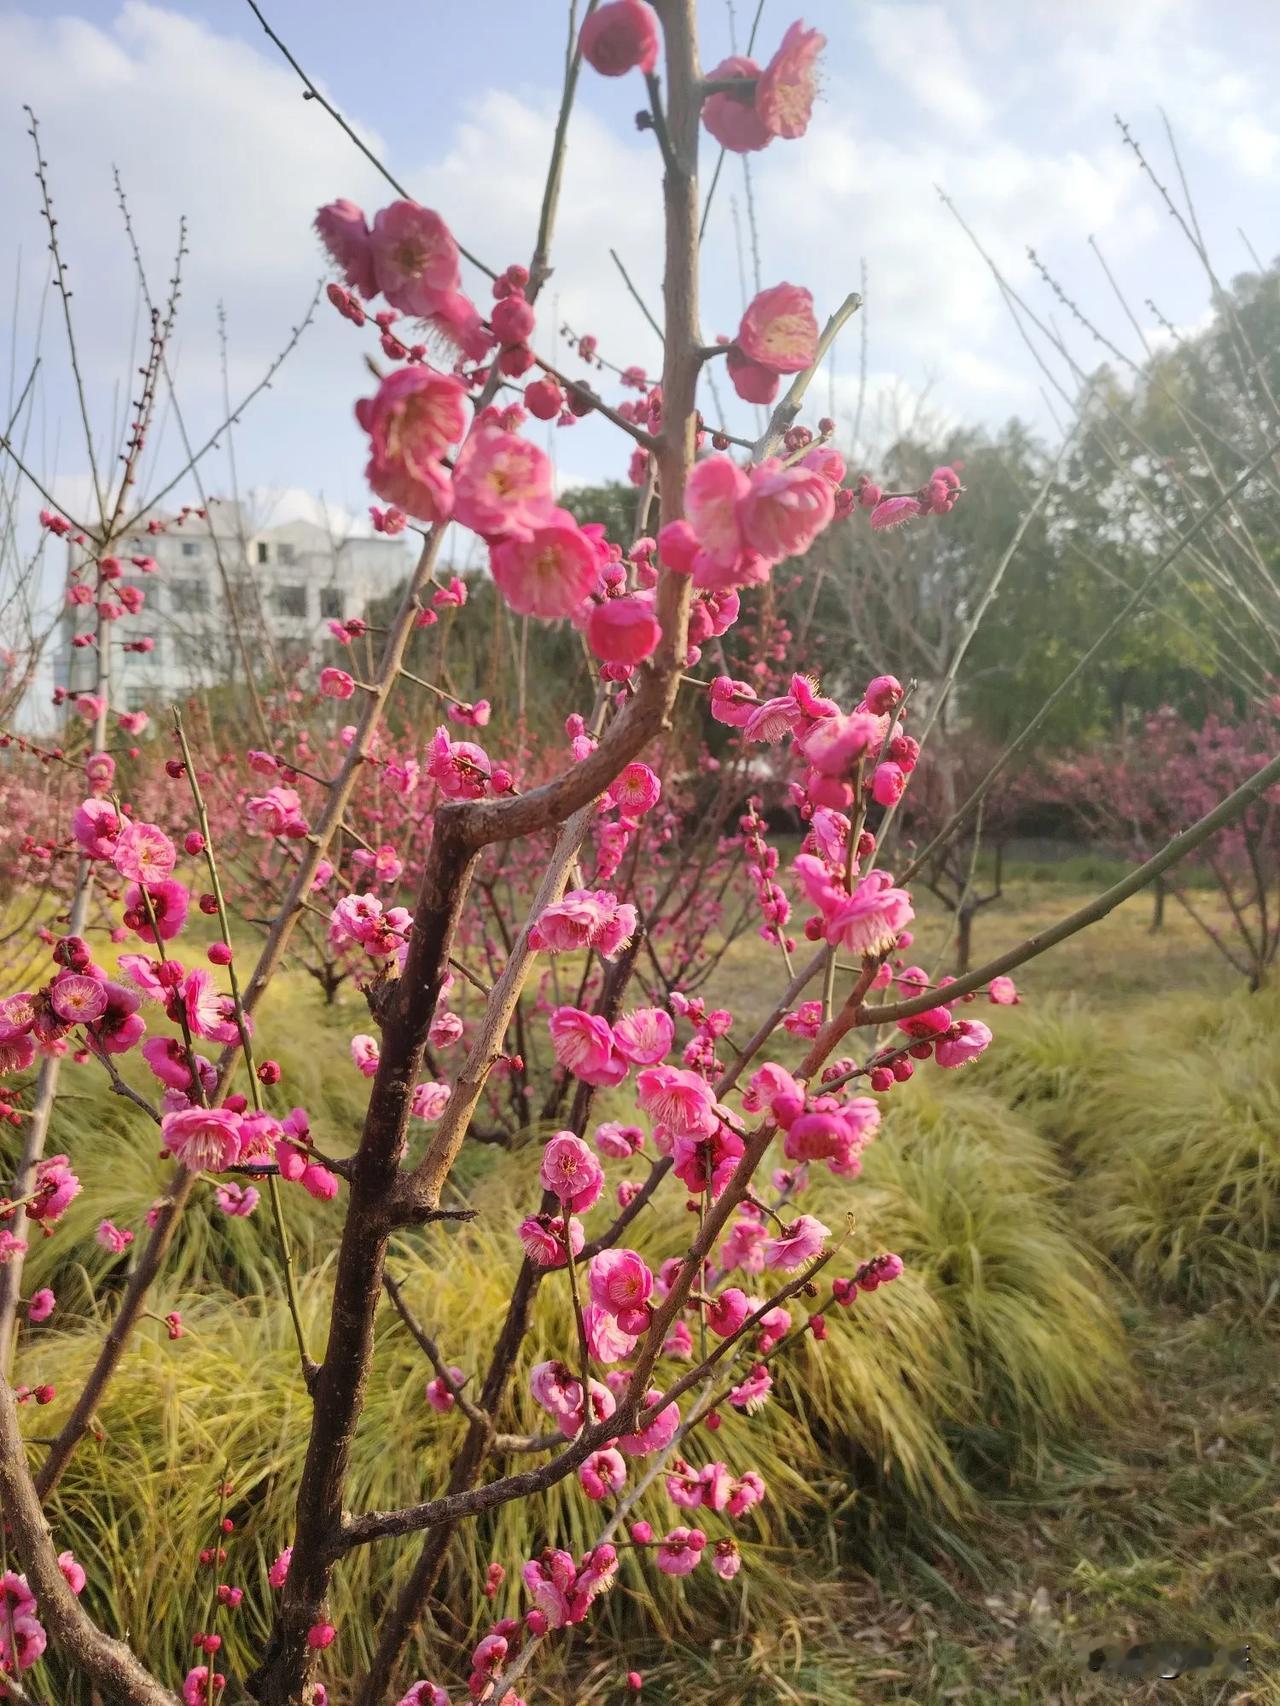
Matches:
[1,0,1278,554]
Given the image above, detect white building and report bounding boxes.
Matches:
[55,499,412,711]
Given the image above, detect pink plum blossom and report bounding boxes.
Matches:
[635,1064,718,1136]
[27,1288,55,1323]
[411,1081,452,1121]
[799,709,883,777]
[870,495,922,531]
[756,20,825,139]
[86,982,146,1055]
[72,798,121,858]
[319,667,355,700]
[725,341,780,405]
[183,1668,223,1705]
[684,454,749,567]
[96,1220,135,1255]
[396,1686,450,1706]
[245,786,308,838]
[611,1007,674,1065]
[48,974,107,1025]
[452,425,555,541]
[518,1213,584,1268]
[578,1447,627,1500]
[540,1132,606,1212]
[356,367,465,524]
[701,54,771,153]
[548,1008,627,1088]
[593,1121,645,1158]
[215,1181,260,1217]
[124,878,190,943]
[706,1286,751,1337]
[607,762,661,814]
[588,1248,654,1334]
[735,283,818,372]
[822,871,914,957]
[426,1365,464,1413]
[709,675,758,727]
[28,1156,80,1224]
[142,1036,198,1091]
[655,1526,706,1576]
[161,1106,243,1172]
[529,890,637,957]
[584,1305,637,1363]
[762,1214,830,1271]
[490,518,602,618]
[181,968,241,1046]
[350,1034,380,1077]
[370,200,460,308]
[426,727,492,800]
[619,1390,680,1455]
[112,821,176,884]
[729,1363,773,1412]
[314,199,377,296]
[935,1019,993,1069]
[739,458,835,563]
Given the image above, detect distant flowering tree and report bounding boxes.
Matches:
[1055,700,1280,988]
[1,8,1278,1706]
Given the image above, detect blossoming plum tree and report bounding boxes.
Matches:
[1054,701,1280,988]
[1,6,1278,1706]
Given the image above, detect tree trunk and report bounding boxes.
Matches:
[955,905,974,976]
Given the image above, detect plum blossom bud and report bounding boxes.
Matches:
[588,595,661,665]
[872,761,906,807]
[524,376,563,420]
[319,667,356,700]
[864,674,903,714]
[491,294,535,345]
[579,0,660,76]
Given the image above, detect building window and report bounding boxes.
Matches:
[276,584,308,619]
[181,541,202,558]
[170,580,208,614]
[278,543,297,565]
[126,687,150,712]
[319,587,342,620]
[257,541,270,564]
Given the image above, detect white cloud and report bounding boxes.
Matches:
[861,4,994,136]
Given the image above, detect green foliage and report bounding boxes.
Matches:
[1069,989,1280,1303]
[557,481,647,544]
[970,987,1280,1304]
